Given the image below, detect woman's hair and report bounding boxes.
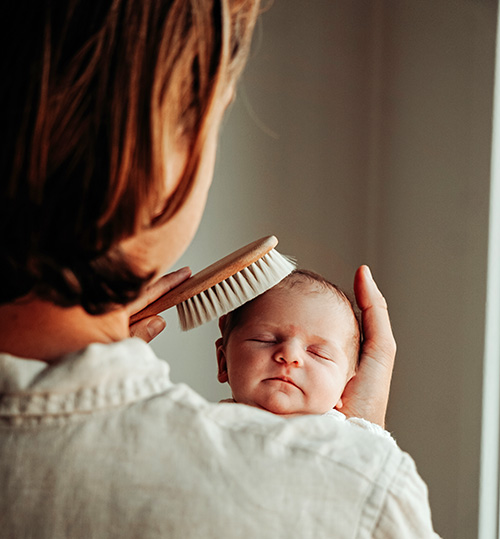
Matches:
[0,0,260,313]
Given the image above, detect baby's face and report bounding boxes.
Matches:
[218,284,356,416]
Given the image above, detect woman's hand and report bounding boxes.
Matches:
[127,267,191,342]
[340,266,396,428]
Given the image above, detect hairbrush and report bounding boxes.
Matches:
[130,235,295,331]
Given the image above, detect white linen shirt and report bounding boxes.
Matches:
[0,338,439,538]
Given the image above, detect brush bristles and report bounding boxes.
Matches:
[177,248,296,331]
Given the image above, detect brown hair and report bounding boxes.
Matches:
[0,0,260,313]
[221,269,362,367]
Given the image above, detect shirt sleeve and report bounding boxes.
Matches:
[373,452,441,538]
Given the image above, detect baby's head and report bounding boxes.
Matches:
[216,269,361,416]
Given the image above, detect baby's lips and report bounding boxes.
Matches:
[265,376,302,391]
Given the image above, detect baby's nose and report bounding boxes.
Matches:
[273,343,302,366]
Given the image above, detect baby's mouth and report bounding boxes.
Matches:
[265,376,302,392]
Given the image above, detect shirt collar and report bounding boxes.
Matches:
[0,338,172,417]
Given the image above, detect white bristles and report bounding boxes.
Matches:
[177,248,296,331]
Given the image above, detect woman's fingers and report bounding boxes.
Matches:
[130,315,167,343]
[127,267,191,342]
[340,266,396,427]
[354,265,397,366]
[127,267,192,317]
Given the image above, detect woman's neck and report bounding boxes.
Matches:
[0,296,130,362]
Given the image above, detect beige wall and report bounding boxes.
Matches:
[152,1,498,537]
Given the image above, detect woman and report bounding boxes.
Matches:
[0,1,437,537]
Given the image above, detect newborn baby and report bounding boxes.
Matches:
[216,269,361,417]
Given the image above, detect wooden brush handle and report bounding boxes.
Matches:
[130,235,278,324]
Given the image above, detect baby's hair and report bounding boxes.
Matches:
[221,269,362,368]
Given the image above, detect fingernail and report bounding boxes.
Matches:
[176,266,191,278]
[147,317,166,339]
[364,265,381,293]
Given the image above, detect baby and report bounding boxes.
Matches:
[216,269,361,417]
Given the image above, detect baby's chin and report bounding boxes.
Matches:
[250,393,323,417]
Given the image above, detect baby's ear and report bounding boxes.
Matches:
[335,371,357,411]
[218,314,227,334]
[216,344,229,384]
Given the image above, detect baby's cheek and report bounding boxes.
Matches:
[316,373,344,407]
[231,371,260,401]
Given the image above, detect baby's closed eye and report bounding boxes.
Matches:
[247,335,277,344]
[307,347,334,361]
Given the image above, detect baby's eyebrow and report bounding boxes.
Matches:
[243,321,279,331]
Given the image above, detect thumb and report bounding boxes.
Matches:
[130,315,166,343]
